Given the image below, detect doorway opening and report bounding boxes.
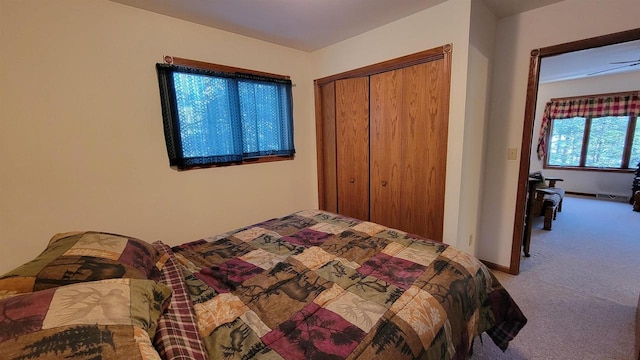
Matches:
[510,28,640,274]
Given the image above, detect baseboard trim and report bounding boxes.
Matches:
[567,191,631,203]
[481,260,511,274]
[566,191,595,197]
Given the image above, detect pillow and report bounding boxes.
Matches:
[0,278,171,360]
[0,231,159,296]
[151,241,208,360]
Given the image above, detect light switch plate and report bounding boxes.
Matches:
[507,147,517,160]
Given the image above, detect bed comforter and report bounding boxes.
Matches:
[157,210,526,359]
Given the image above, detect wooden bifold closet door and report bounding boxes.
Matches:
[315,46,451,241]
[336,77,370,221]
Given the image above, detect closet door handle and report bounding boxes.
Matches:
[350,178,355,183]
[381,181,388,187]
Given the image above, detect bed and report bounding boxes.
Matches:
[0,210,526,359]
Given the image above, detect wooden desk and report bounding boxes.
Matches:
[522,177,538,257]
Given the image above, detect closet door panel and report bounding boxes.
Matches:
[336,77,370,221]
[401,60,447,241]
[370,70,402,229]
[319,82,337,212]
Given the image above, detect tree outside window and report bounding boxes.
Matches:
[538,91,639,171]
[546,115,638,170]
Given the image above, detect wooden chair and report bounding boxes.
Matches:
[530,172,564,230]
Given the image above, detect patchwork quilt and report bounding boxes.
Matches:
[0,278,172,360]
[162,210,526,359]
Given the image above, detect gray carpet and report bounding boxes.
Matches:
[472,195,640,359]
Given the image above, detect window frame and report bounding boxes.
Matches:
[543,113,638,173]
[157,56,295,170]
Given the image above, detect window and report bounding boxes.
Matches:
[537,91,640,171]
[156,60,295,169]
[546,115,639,170]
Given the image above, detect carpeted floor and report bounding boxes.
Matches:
[472,195,640,359]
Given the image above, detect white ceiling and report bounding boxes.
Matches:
[539,39,640,83]
[109,0,639,82]
[481,0,565,18]
[109,0,564,52]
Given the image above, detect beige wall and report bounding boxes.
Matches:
[478,0,640,267]
[311,0,475,251]
[460,0,497,254]
[530,71,640,198]
[0,0,317,273]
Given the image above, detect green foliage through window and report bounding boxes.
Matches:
[156,63,295,170]
[546,115,638,170]
[547,117,585,166]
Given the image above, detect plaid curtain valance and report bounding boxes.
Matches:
[537,93,640,160]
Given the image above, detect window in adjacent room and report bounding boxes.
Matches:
[546,115,638,169]
[156,57,295,170]
[537,91,639,171]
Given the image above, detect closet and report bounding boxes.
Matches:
[314,45,451,241]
